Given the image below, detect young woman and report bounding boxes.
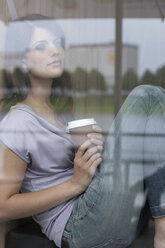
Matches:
[0,14,165,248]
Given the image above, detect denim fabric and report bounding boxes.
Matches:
[62,85,165,248]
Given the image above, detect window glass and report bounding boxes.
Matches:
[123,18,165,92]
[1,1,165,248]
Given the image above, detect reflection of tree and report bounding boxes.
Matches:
[88,69,107,91]
[71,67,107,92]
[71,67,87,92]
[140,65,165,89]
[122,69,138,91]
[141,70,157,85]
[156,65,165,88]
[123,65,165,92]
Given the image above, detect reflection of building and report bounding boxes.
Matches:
[65,43,138,88]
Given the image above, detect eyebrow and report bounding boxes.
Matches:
[32,40,48,47]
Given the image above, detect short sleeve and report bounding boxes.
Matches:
[0,110,31,164]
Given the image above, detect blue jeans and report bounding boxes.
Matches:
[62,85,165,248]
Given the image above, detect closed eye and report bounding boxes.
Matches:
[32,37,65,50]
[34,41,48,50]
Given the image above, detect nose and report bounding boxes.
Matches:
[49,42,60,56]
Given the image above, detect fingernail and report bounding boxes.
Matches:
[97,145,103,150]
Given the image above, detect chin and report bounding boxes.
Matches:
[30,68,64,79]
[52,69,63,78]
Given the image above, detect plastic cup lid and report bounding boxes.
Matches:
[67,118,96,129]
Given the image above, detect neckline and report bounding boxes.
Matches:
[11,104,67,133]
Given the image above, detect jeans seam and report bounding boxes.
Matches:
[72,175,103,224]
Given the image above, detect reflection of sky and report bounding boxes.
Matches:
[1,18,165,76]
[59,18,165,76]
[123,19,165,76]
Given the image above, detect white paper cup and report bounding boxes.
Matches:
[67,118,96,149]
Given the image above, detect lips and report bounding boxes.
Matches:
[48,60,61,66]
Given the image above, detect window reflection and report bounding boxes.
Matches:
[0,1,165,248]
[123,19,165,91]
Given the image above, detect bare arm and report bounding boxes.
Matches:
[154,218,165,248]
[0,141,82,222]
[0,132,103,222]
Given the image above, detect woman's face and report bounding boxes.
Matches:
[25,26,65,79]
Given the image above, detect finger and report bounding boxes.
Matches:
[97,145,104,152]
[87,152,102,167]
[90,138,104,147]
[76,139,92,158]
[90,157,102,175]
[88,133,103,141]
[83,145,98,161]
[92,125,102,133]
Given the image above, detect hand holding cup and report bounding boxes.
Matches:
[67,118,103,150]
[68,119,104,192]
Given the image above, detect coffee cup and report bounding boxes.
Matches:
[67,118,96,149]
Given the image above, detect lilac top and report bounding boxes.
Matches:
[0,105,75,248]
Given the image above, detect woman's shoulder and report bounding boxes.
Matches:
[0,106,33,164]
[0,105,36,131]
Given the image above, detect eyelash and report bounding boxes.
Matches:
[34,38,64,50]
